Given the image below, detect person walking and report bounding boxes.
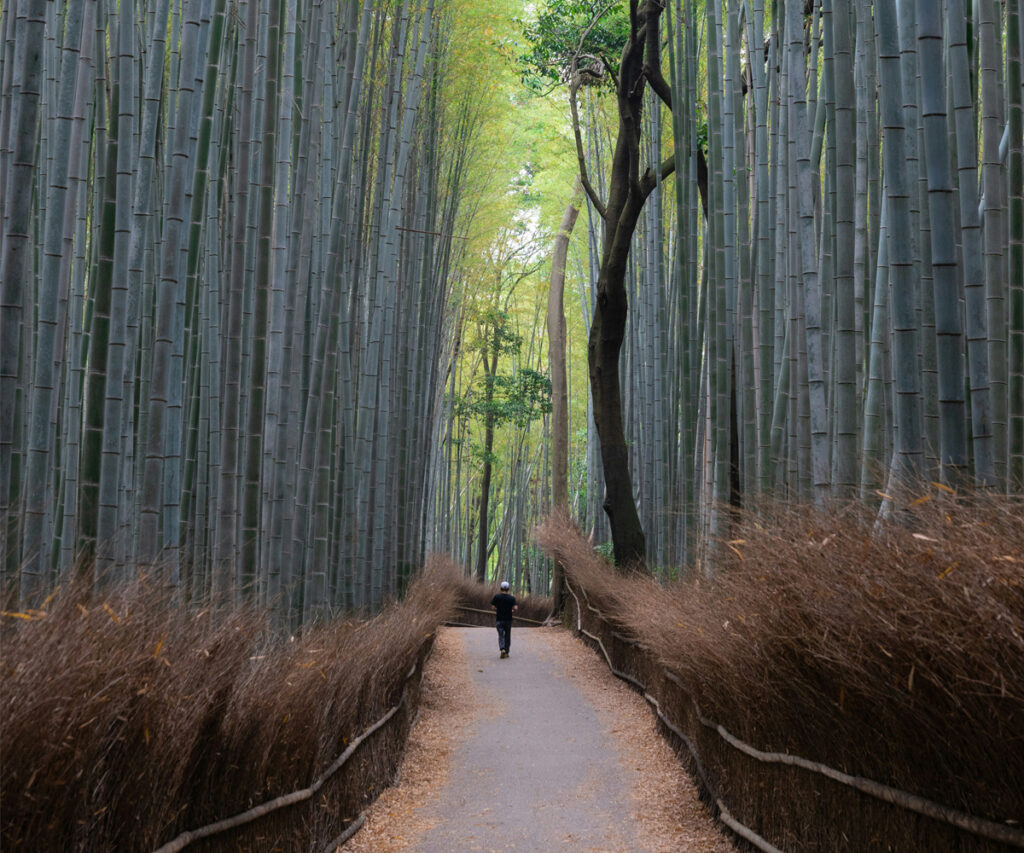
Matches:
[491,581,518,658]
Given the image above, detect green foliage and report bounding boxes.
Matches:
[471,445,502,466]
[652,564,680,582]
[453,309,552,432]
[468,307,525,357]
[455,368,553,429]
[500,368,554,426]
[508,162,542,205]
[516,0,630,91]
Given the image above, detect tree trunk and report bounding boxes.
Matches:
[547,179,581,608]
[574,0,678,571]
[476,332,500,582]
[589,193,647,569]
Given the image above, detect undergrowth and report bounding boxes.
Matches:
[537,492,1024,828]
[1,555,460,852]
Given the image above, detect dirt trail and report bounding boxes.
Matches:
[342,626,736,852]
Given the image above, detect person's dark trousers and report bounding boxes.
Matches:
[496,620,512,653]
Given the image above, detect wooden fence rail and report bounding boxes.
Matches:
[454,605,547,625]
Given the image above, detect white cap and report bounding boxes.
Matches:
[500,581,510,590]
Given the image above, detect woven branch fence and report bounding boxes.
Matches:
[564,581,1024,852]
[150,634,436,853]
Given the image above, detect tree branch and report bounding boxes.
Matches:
[569,79,608,218]
[600,55,621,93]
[619,20,646,196]
[571,0,622,71]
[645,68,673,108]
[637,145,707,217]
[643,0,672,109]
[639,152,676,198]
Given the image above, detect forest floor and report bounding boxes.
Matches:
[340,626,736,852]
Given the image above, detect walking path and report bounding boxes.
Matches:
[342,626,736,852]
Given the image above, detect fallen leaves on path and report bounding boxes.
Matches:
[340,629,475,851]
[535,627,736,852]
[340,627,735,852]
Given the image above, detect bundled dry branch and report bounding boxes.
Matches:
[0,556,460,852]
[537,493,1024,849]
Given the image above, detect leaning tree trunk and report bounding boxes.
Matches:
[547,181,581,608]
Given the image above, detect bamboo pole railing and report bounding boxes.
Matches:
[454,605,547,625]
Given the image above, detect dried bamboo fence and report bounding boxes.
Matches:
[151,635,436,853]
[564,581,1024,852]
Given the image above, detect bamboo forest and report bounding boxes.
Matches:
[3,0,1024,851]
[1,0,1021,616]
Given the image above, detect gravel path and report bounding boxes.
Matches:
[343,626,736,852]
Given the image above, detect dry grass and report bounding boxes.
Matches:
[536,491,1024,839]
[1,555,460,852]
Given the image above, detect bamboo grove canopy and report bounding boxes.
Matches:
[0,0,474,622]
[1,0,1023,617]
[555,0,1023,570]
